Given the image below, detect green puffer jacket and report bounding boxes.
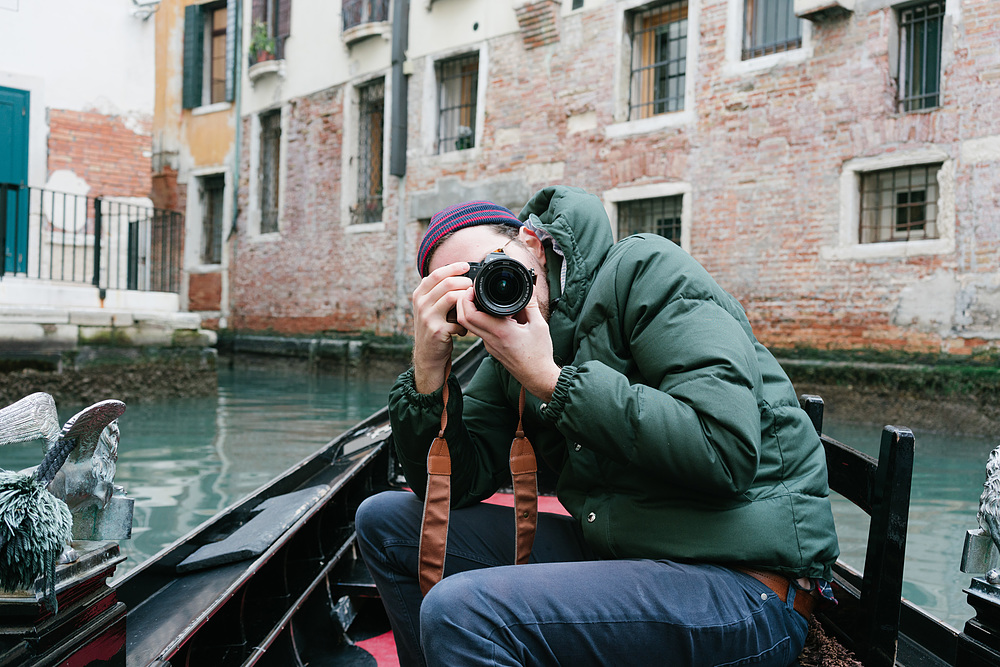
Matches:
[389,185,839,580]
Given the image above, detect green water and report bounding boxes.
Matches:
[0,367,993,631]
[0,363,398,582]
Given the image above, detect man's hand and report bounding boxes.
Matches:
[456,289,561,403]
[412,263,473,394]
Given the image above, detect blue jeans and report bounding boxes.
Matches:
[355,491,808,667]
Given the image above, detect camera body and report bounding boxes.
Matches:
[463,251,535,317]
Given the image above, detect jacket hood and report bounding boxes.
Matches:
[519,186,615,361]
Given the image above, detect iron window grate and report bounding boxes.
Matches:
[437,54,479,153]
[859,164,941,243]
[357,79,385,225]
[202,175,225,264]
[618,196,682,245]
[898,1,943,112]
[742,0,801,60]
[259,110,281,234]
[628,1,688,121]
[343,0,390,32]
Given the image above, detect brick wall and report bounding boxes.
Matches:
[189,272,222,311]
[231,0,1000,353]
[48,109,152,199]
[230,88,402,335]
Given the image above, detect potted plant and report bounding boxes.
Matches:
[249,21,276,64]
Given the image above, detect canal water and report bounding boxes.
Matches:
[0,363,994,632]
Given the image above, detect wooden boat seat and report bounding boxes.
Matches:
[799,394,915,667]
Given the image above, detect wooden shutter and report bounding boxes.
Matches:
[252,0,266,23]
[182,4,204,109]
[225,0,236,102]
[277,0,291,59]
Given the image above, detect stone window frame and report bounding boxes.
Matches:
[421,44,489,162]
[603,181,692,251]
[435,52,480,155]
[721,0,812,77]
[341,71,393,234]
[822,147,955,261]
[606,0,700,139]
[246,104,288,241]
[185,166,231,272]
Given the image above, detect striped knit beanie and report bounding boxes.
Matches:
[417,201,524,277]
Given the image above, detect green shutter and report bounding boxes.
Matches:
[225,0,236,102]
[182,4,204,110]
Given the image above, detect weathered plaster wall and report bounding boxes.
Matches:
[153,0,239,323]
[0,0,154,191]
[48,109,152,199]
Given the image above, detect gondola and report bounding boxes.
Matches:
[3,340,1000,666]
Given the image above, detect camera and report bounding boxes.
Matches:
[463,250,535,317]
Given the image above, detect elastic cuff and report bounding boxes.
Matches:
[397,367,450,408]
[540,365,577,422]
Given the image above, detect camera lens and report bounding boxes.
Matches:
[486,270,518,303]
[473,257,533,317]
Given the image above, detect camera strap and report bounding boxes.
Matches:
[418,360,539,596]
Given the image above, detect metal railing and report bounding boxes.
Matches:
[342,0,390,32]
[0,184,184,294]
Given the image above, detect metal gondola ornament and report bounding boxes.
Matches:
[0,395,126,611]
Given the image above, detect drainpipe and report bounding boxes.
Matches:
[225,0,244,331]
[391,0,410,332]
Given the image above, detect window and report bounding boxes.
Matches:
[208,7,228,104]
[437,54,479,153]
[742,0,801,60]
[618,196,682,245]
[898,1,943,112]
[628,1,688,120]
[201,175,225,264]
[343,0,390,31]
[259,110,281,234]
[252,0,291,59]
[356,79,384,225]
[182,1,234,109]
[859,164,940,243]
[572,0,584,8]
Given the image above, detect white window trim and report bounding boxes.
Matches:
[192,102,232,116]
[722,0,812,77]
[821,148,955,261]
[603,181,692,251]
[421,43,488,160]
[247,105,288,241]
[341,72,391,233]
[606,0,700,138]
[185,166,232,271]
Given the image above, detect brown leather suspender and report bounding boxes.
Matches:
[418,362,538,596]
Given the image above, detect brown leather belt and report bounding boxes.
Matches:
[736,567,817,621]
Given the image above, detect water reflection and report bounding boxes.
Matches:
[825,419,995,631]
[0,364,398,581]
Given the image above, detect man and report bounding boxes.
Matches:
[356,186,839,666]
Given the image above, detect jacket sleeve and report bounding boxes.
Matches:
[388,357,520,507]
[541,239,763,497]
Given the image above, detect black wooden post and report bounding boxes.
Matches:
[92,196,102,288]
[860,425,915,667]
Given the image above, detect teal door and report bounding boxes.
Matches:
[0,86,29,274]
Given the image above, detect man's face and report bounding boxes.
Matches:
[428,226,551,320]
